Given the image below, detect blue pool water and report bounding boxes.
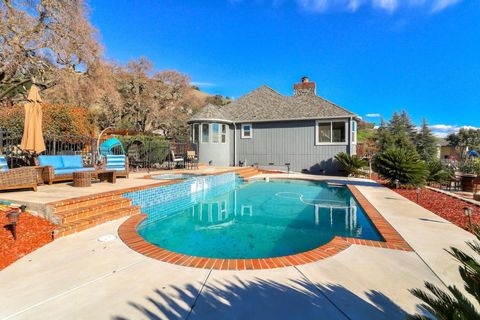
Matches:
[137,178,383,259]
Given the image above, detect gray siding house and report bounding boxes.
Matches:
[188,77,360,174]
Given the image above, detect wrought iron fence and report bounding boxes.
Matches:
[0,130,97,168]
[0,129,197,171]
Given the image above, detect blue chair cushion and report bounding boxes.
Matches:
[61,156,84,168]
[0,156,9,173]
[106,155,126,171]
[54,167,95,175]
[38,155,64,170]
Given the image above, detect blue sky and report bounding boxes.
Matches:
[89,0,479,137]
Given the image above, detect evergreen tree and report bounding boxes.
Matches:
[376,118,394,152]
[416,118,438,162]
[387,112,416,152]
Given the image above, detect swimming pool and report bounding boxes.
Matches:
[136,178,383,259]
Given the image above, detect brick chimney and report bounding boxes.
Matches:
[293,76,316,96]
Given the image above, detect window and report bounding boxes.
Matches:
[241,124,252,139]
[212,123,220,143]
[315,120,348,145]
[351,121,357,144]
[201,123,210,143]
[192,124,200,143]
[221,124,227,143]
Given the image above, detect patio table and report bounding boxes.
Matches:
[95,170,116,184]
[73,171,93,188]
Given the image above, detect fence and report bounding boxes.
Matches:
[0,129,197,171]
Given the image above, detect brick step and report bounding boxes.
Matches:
[58,198,132,224]
[54,205,141,239]
[50,193,124,215]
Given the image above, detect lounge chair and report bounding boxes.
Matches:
[0,156,38,192]
[104,155,129,178]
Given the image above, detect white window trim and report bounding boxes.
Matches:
[351,121,357,144]
[241,123,253,139]
[211,123,220,144]
[201,123,210,143]
[221,124,227,144]
[315,120,349,146]
[192,123,200,144]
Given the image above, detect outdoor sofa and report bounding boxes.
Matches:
[0,156,38,192]
[38,155,95,185]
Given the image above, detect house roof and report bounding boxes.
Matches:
[189,85,357,123]
[189,103,232,123]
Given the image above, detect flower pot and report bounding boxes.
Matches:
[459,174,477,192]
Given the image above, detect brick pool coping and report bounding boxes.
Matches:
[118,184,412,270]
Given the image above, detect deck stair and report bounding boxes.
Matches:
[235,167,262,180]
[48,193,141,239]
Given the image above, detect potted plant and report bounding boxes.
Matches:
[458,159,480,192]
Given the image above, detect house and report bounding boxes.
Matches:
[436,138,459,160]
[188,77,360,174]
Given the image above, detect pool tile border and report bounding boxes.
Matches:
[118,184,412,270]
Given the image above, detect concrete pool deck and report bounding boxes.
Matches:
[0,174,477,319]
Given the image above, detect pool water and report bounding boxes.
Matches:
[137,179,383,259]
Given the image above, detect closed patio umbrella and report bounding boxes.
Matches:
[20,85,46,154]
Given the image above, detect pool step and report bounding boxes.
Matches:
[57,198,133,224]
[236,167,261,180]
[47,191,142,239]
[54,205,141,239]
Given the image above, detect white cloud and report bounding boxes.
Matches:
[191,81,216,87]
[366,113,381,117]
[294,0,461,13]
[429,124,479,138]
[431,0,461,12]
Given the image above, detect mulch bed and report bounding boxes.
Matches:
[391,187,480,231]
[0,211,56,270]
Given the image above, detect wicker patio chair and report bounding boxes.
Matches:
[0,156,38,192]
[186,150,198,170]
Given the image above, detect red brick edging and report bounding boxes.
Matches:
[118,185,412,270]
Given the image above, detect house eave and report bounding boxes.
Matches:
[232,115,361,124]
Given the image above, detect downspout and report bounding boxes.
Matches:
[233,121,237,167]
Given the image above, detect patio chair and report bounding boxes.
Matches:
[169,150,184,169]
[104,155,129,178]
[0,156,38,192]
[186,150,198,170]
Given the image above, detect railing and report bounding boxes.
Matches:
[0,130,97,168]
[0,129,197,171]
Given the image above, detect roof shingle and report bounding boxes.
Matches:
[189,85,357,123]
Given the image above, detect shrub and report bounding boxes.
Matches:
[459,159,480,175]
[0,103,96,136]
[373,147,429,187]
[409,226,480,319]
[334,152,368,177]
[118,135,170,164]
[427,160,452,184]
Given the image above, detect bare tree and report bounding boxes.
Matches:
[0,0,102,101]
